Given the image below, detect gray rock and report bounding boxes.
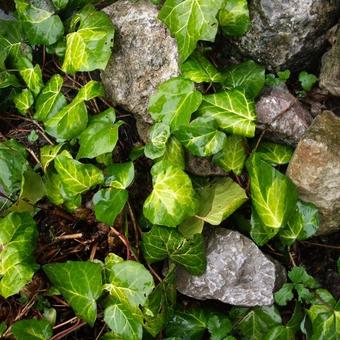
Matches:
[320,25,340,97]
[176,228,286,306]
[256,85,313,145]
[186,154,227,177]
[287,111,340,235]
[0,9,13,20]
[101,0,180,126]
[228,0,340,70]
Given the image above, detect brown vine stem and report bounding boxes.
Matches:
[51,320,86,340]
[110,226,137,260]
[300,240,340,250]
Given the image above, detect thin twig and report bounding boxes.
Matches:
[300,240,340,250]
[55,233,83,241]
[51,320,86,340]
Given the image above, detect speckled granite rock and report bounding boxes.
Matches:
[287,111,340,235]
[256,85,313,145]
[228,0,340,70]
[176,228,286,306]
[101,0,180,126]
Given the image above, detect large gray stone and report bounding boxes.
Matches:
[176,228,286,306]
[101,0,180,126]
[228,0,340,70]
[256,85,313,145]
[287,111,340,235]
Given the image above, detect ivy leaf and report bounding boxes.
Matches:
[207,314,233,340]
[43,171,65,206]
[62,5,114,74]
[288,266,319,288]
[52,0,69,10]
[256,142,293,166]
[104,260,154,307]
[43,261,103,326]
[196,177,248,225]
[263,325,295,340]
[40,144,64,173]
[198,89,256,137]
[77,109,122,159]
[223,60,265,98]
[144,122,171,160]
[143,161,198,227]
[298,71,318,92]
[13,89,34,115]
[0,212,38,298]
[17,61,43,97]
[12,319,52,340]
[274,283,294,306]
[279,201,320,246]
[105,162,135,189]
[93,188,128,225]
[54,150,104,197]
[0,71,21,89]
[142,225,206,275]
[148,77,202,131]
[181,51,224,83]
[212,135,247,175]
[160,137,185,169]
[174,118,226,157]
[246,153,297,235]
[34,74,67,122]
[159,0,223,62]
[250,208,278,246]
[219,0,250,37]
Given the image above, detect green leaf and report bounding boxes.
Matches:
[246,153,297,234]
[77,109,122,159]
[144,122,171,160]
[40,144,64,173]
[198,88,256,137]
[54,150,104,197]
[27,130,39,142]
[0,212,38,298]
[256,142,293,166]
[43,171,65,206]
[279,201,320,246]
[219,0,250,37]
[250,208,278,246]
[142,225,206,275]
[263,325,295,340]
[160,137,185,169]
[12,319,52,340]
[148,77,202,131]
[52,0,69,10]
[13,89,34,115]
[298,71,318,92]
[105,162,135,189]
[0,71,21,89]
[195,177,247,225]
[62,5,114,74]
[93,188,128,225]
[288,266,319,288]
[159,0,223,62]
[212,135,247,175]
[143,161,198,227]
[174,118,226,157]
[181,51,224,83]
[104,302,142,340]
[34,74,67,122]
[179,215,204,238]
[274,283,294,306]
[207,314,233,340]
[223,60,265,98]
[43,261,102,326]
[104,260,154,307]
[19,64,43,97]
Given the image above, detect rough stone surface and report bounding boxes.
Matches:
[101,0,180,125]
[186,154,227,177]
[228,0,340,70]
[287,111,340,235]
[176,228,286,306]
[256,85,313,145]
[320,25,340,97]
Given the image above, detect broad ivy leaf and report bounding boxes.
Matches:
[142,225,206,275]
[298,71,318,92]
[0,212,38,298]
[40,144,64,173]
[246,153,297,231]
[104,260,154,307]
[148,77,202,131]
[0,70,21,89]
[43,171,65,206]
[77,109,122,159]
[160,137,185,169]
[34,74,67,122]
[15,0,64,46]
[263,325,295,340]
[223,60,265,98]
[52,0,69,10]
[174,118,226,157]
[144,122,171,160]
[159,0,223,62]
[104,302,142,340]
[105,162,135,189]
[195,177,247,225]
[219,0,250,37]
[198,89,256,137]
[250,208,278,246]
[62,5,114,74]
[54,150,104,197]
[279,201,320,246]
[256,142,293,166]
[76,79,105,102]
[93,188,128,225]
[212,135,247,175]
[143,161,198,227]
[181,51,224,83]
[12,319,52,340]
[288,266,319,288]
[13,88,34,115]
[43,261,102,326]
[18,62,43,97]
